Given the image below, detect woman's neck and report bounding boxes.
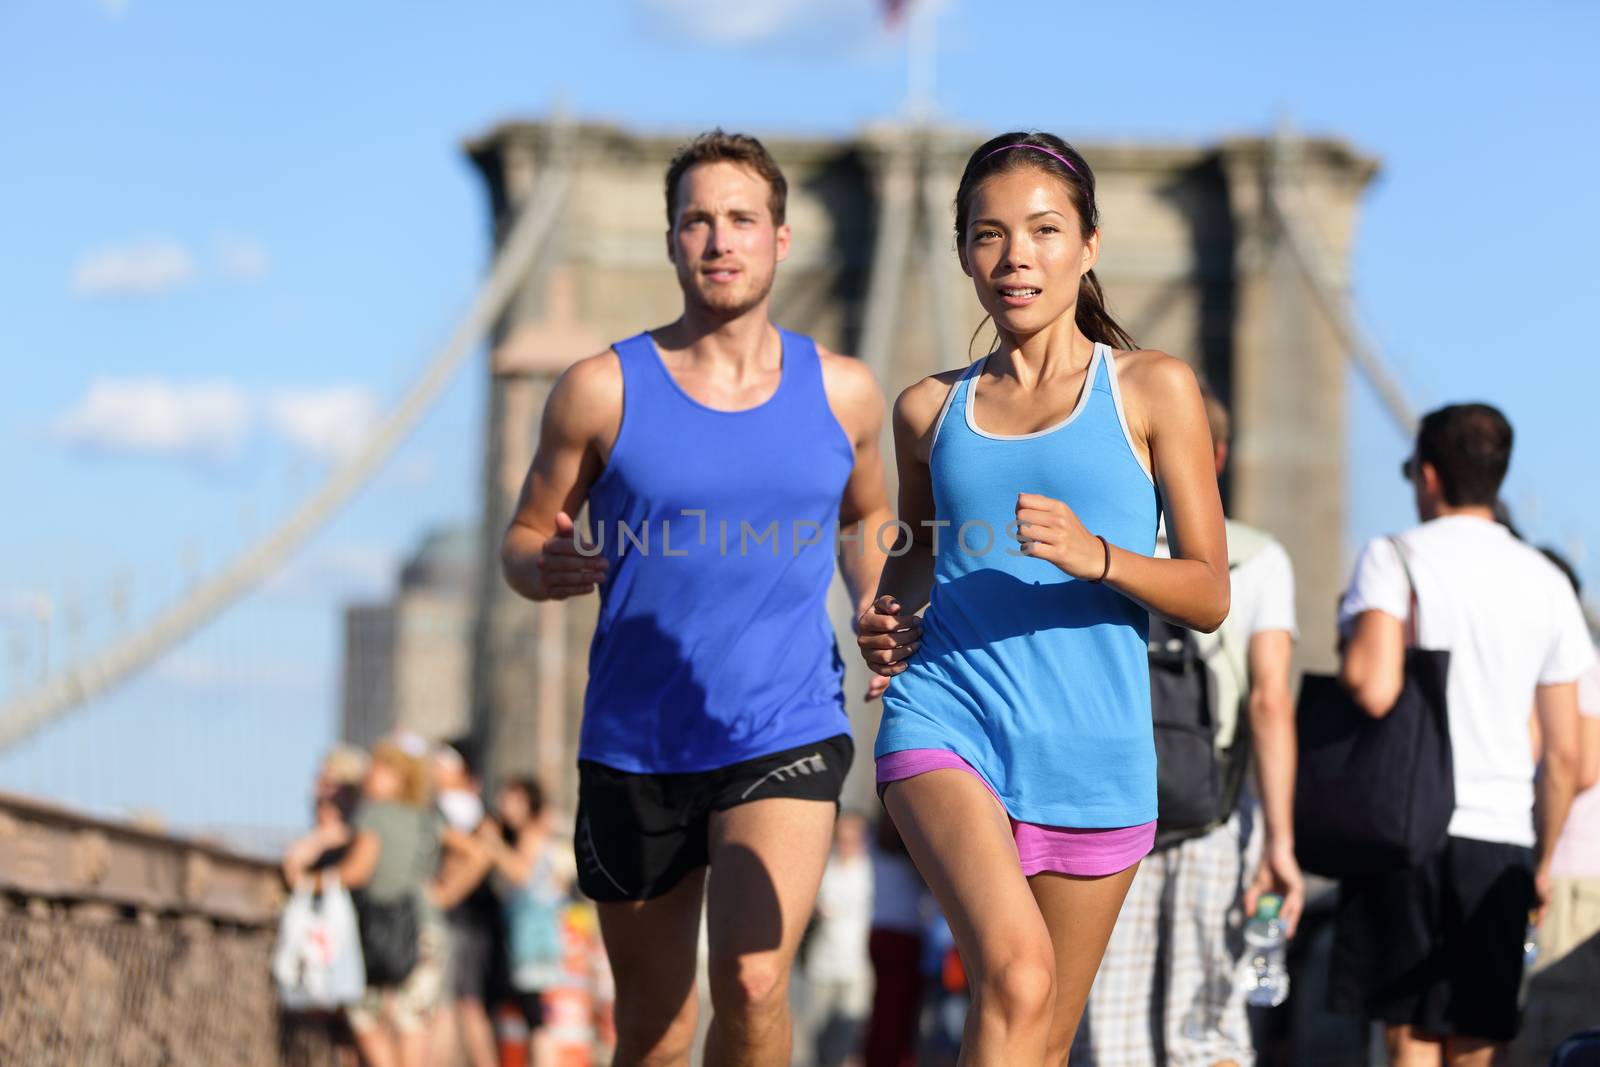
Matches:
[995,315,1093,388]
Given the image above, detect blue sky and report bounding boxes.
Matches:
[1,0,1594,841]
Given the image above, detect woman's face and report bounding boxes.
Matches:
[496,787,531,829]
[365,760,402,802]
[960,167,1098,340]
[314,797,342,828]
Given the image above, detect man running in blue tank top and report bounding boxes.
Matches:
[501,130,893,1067]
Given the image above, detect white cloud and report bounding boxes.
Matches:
[0,593,52,623]
[54,378,253,463]
[72,239,194,297]
[265,387,381,464]
[71,233,270,297]
[98,0,129,18]
[656,0,798,43]
[215,235,269,281]
[51,378,383,466]
[640,0,850,44]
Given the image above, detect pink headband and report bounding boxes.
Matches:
[982,142,1078,175]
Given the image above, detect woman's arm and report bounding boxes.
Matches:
[475,821,538,885]
[338,830,380,890]
[858,374,958,677]
[431,827,494,910]
[282,831,322,889]
[1015,353,1229,631]
[1580,711,1600,792]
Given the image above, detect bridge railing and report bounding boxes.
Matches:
[0,790,334,1067]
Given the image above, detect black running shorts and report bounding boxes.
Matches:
[1331,834,1536,1043]
[573,733,854,903]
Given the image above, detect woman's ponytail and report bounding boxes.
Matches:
[1076,269,1136,351]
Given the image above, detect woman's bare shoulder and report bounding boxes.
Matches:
[895,367,970,436]
[1113,348,1202,404]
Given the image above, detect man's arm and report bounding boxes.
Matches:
[1242,628,1306,936]
[820,351,892,620]
[821,350,895,700]
[1533,680,1581,921]
[501,352,621,601]
[1340,610,1406,718]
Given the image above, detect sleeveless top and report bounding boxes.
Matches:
[875,343,1161,827]
[581,329,855,774]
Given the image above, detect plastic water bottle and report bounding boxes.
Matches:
[1523,917,1540,970]
[1244,893,1290,1007]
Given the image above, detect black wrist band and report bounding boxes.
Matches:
[1090,535,1111,583]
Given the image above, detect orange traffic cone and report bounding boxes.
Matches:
[496,1002,530,1067]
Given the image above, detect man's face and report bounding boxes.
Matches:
[667,161,789,318]
[432,754,468,793]
[834,814,867,857]
[1404,451,1443,521]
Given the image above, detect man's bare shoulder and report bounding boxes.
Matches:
[545,349,623,441]
[816,345,886,411]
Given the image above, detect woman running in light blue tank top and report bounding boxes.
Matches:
[856,132,1230,1065]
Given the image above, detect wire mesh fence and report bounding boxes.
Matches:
[0,903,338,1067]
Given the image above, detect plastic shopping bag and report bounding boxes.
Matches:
[274,876,366,1010]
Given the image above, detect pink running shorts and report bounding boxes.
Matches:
[876,748,1156,877]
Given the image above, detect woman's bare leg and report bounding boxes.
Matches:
[1028,864,1141,1066]
[883,770,1056,1067]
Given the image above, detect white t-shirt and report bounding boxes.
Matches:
[1202,521,1298,747]
[1550,662,1600,879]
[806,852,873,982]
[1339,515,1597,847]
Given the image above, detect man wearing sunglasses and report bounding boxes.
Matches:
[1335,403,1593,1067]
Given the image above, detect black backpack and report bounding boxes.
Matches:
[1148,614,1252,851]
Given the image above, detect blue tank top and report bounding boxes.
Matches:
[875,343,1161,827]
[581,329,855,774]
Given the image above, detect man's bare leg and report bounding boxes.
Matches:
[597,869,708,1067]
[703,797,836,1067]
[1443,1035,1497,1067]
[1387,1024,1445,1067]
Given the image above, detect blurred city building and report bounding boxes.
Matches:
[340,525,477,748]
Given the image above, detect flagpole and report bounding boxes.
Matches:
[906,0,935,124]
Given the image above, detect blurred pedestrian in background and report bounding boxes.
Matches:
[1334,404,1594,1065]
[802,810,874,1067]
[340,739,449,1067]
[283,747,365,891]
[1510,551,1600,1067]
[280,748,367,1067]
[430,740,499,1067]
[863,816,925,1067]
[477,777,572,1067]
[1073,386,1302,1066]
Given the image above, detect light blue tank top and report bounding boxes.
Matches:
[582,329,855,774]
[875,343,1161,827]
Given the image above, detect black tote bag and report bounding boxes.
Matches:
[354,891,419,987]
[1294,538,1454,879]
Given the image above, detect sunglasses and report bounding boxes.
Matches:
[1401,457,1417,482]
